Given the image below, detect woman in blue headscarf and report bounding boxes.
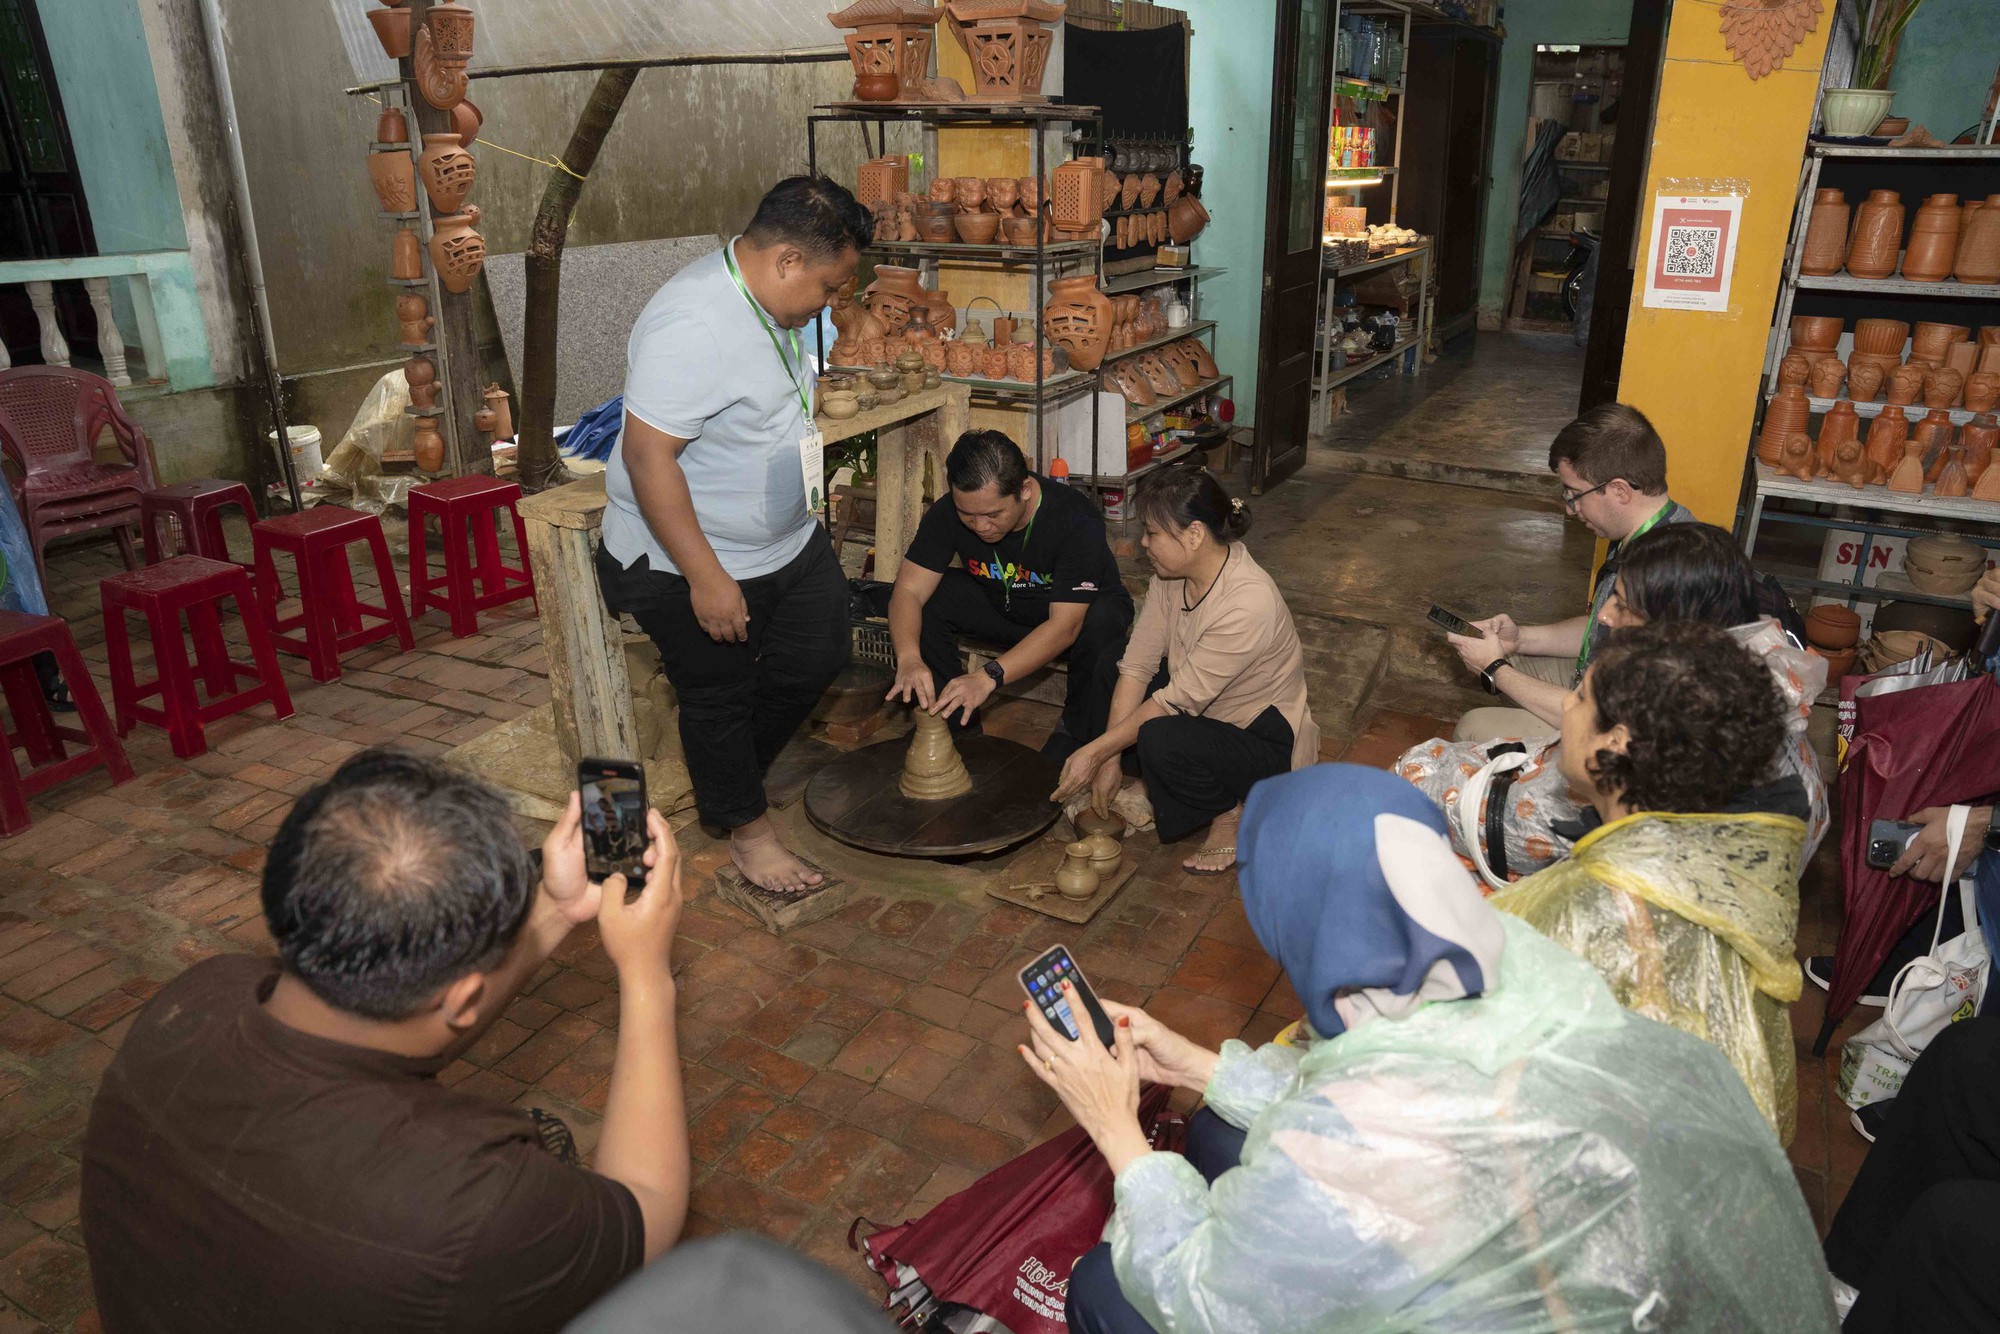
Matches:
[1021,765,1834,1333]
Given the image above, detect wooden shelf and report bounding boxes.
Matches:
[1794,271,2000,298]
[816,101,1100,124]
[1324,243,1430,278]
[1125,373,1233,424]
[1100,266,1226,295]
[1811,142,2000,161]
[867,239,1098,263]
[1752,461,2000,522]
[1101,320,1217,367]
[1768,391,1993,428]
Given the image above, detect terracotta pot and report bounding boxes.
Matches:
[1852,318,1910,356]
[391,225,423,280]
[1757,385,1811,463]
[945,341,976,377]
[1007,344,1037,381]
[954,211,1001,244]
[404,354,435,391]
[375,108,408,145]
[1042,275,1114,372]
[915,211,955,243]
[954,177,987,215]
[1925,367,1966,409]
[1956,194,2000,283]
[1055,844,1099,901]
[1937,446,1971,497]
[1816,399,1861,473]
[1885,363,1926,406]
[1808,357,1846,399]
[1789,314,1843,353]
[417,133,476,215]
[855,71,899,102]
[1848,359,1886,403]
[1904,193,1962,283]
[1964,200,1985,244]
[1777,351,1812,388]
[980,345,1010,380]
[1913,321,1971,362]
[474,407,498,436]
[1168,194,1211,244]
[412,417,445,472]
[482,384,512,439]
[918,288,956,336]
[1805,604,1862,650]
[366,149,416,214]
[1907,535,1987,593]
[1845,189,1905,280]
[1813,645,1859,681]
[1961,414,1999,483]
[366,4,412,58]
[452,99,482,148]
[1949,340,1982,381]
[427,207,484,294]
[1864,405,1909,481]
[1000,214,1037,246]
[1051,158,1105,232]
[1799,187,1849,277]
[1914,409,1957,483]
[863,265,925,334]
[1966,372,2000,414]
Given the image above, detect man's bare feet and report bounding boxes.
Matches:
[1182,805,1242,875]
[730,816,825,895]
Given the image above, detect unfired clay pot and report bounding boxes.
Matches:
[1055,844,1100,901]
[1081,833,1122,879]
[418,133,476,215]
[413,417,445,472]
[1904,193,1962,283]
[1848,360,1886,403]
[428,206,485,294]
[1808,357,1846,399]
[1043,275,1114,372]
[1799,187,1849,277]
[1956,194,2000,283]
[901,712,972,800]
[367,150,416,214]
[1845,190,1905,281]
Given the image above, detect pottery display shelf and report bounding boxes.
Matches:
[1101,319,1220,368]
[1100,265,1229,295]
[1784,394,1990,430]
[1075,434,1204,487]
[1313,237,1431,432]
[866,238,1099,263]
[816,100,1099,123]
[1125,373,1234,426]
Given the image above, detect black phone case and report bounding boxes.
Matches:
[579,759,649,883]
[1019,946,1116,1046]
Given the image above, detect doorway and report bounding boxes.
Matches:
[0,0,98,365]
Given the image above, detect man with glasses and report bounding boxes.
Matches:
[1446,403,1692,743]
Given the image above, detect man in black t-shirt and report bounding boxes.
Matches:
[886,430,1133,760]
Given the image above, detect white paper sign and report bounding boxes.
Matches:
[1642,194,1744,313]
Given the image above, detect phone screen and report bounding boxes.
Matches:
[579,757,649,884]
[1018,945,1116,1046]
[1427,605,1477,637]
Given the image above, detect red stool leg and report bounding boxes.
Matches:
[0,720,29,836]
[365,526,416,650]
[471,508,505,597]
[146,602,208,759]
[0,661,59,765]
[252,532,283,634]
[293,543,346,683]
[101,593,139,739]
[52,634,132,784]
[441,508,480,637]
[231,585,295,722]
[142,506,167,565]
[113,523,140,571]
[510,507,539,609]
[186,601,235,699]
[322,542,364,637]
[407,502,434,619]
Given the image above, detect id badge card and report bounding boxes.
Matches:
[799,427,826,516]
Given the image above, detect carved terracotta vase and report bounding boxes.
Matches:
[392,225,423,280]
[1055,844,1099,901]
[367,149,416,214]
[1848,360,1886,404]
[1776,351,1811,389]
[418,133,476,215]
[412,417,445,472]
[1044,276,1113,372]
[1966,372,2000,414]
[901,712,972,800]
[1081,833,1122,879]
[1757,385,1811,464]
[1865,405,1910,481]
[413,4,472,110]
[1885,363,1925,406]
[1845,190,1905,281]
[1925,367,1966,409]
[428,207,485,294]
[1957,194,2000,284]
[1790,314,1843,356]
[864,265,925,335]
[396,293,433,345]
[1852,318,1909,356]
[1799,187,1849,277]
[1904,194,1963,283]
[1808,357,1846,399]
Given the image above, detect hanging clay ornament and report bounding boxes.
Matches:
[367,3,412,58]
[1904,193,1963,283]
[1112,363,1154,407]
[1757,384,1811,463]
[367,149,416,214]
[396,292,434,344]
[1966,371,2000,413]
[413,417,445,472]
[1808,357,1846,399]
[1719,0,1824,80]
[1937,445,1971,497]
[900,711,973,800]
[413,2,475,111]
[1055,843,1100,901]
[1847,359,1886,404]
[1799,187,1849,276]
[1778,432,1817,482]
[1845,190,1905,281]
[1924,366,1966,409]
[1187,339,1219,380]
[1957,194,2000,283]
[1830,439,1871,489]
[1137,353,1181,397]
[1776,351,1812,388]
[452,99,482,148]
[392,225,423,280]
[418,133,477,215]
[1885,362,1925,406]
[1043,275,1114,371]
[376,107,409,145]
[428,206,485,294]
[1864,404,1910,481]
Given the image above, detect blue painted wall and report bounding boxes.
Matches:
[1183,0,1278,424]
[1887,0,1995,141]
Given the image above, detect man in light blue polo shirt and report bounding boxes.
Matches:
[596,177,872,894]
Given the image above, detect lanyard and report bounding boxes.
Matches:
[722,241,811,422]
[1576,500,1675,676]
[994,494,1041,612]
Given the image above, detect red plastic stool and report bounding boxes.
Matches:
[407,475,537,637]
[140,479,258,572]
[0,611,133,835]
[251,507,415,682]
[102,556,295,759]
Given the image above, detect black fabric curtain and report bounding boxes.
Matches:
[1061,22,1188,138]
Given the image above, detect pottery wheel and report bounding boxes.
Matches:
[805,734,1061,857]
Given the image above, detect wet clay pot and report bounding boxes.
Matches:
[1904,194,1963,283]
[1074,808,1126,839]
[1852,318,1910,356]
[395,293,433,345]
[1956,194,2000,283]
[1913,321,1971,362]
[1848,360,1886,404]
[427,207,485,294]
[1845,190,1905,280]
[1055,844,1100,901]
[1925,366,1966,409]
[367,4,412,58]
[1758,385,1812,464]
[1808,357,1846,399]
[901,712,973,801]
[1885,363,1926,406]
[1865,404,1910,481]
[1799,187,1850,276]
[1082,833,1122,879]
[1966,372,2000,413]
[375,107,408,145]
[417,133,476,215]
[412,417,445,472]
[1777,351,1812,388]
[391,226,423,280]
[367,150,416,214]
[1816,399,1861,473]
[1043,275,1114,372]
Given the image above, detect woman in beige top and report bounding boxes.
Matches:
[1053,469,1318,873]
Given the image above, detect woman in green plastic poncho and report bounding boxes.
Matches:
[1492,619,1808,1144]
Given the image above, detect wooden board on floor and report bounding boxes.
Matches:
[713,858,851,934]
[985,832,1140,923]
[444,704,693,823]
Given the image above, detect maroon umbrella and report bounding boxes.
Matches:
[1823,669,2000,1042]
[853,1085,1176,1333]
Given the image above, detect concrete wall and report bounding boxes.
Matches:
[1180,0,1277,424]
[1475,0,1633,324]
[1886,0,1995,140]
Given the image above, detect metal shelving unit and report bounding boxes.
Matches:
[1100,265,1226,295]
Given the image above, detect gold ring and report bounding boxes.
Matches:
[1044,1059,1054,1073]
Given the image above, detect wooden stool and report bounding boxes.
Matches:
[141,479,257,572]
[102,556,295,759]
[251,507,415,681]
[407,475,536,637]
[0,610,133,835]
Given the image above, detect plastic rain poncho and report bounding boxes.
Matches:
[1104,767,1833,1334]
[1397,618,1829,883]
[1491,809,1807,1144]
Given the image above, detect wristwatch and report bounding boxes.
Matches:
[982,660,1007,688]
[1480,657,1512,696]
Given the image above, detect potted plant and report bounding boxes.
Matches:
[1822,0,1926,136]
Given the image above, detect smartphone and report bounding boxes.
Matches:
[1866,818,1924,871]
[1427,604,1478,637]
[1018,944,1116,1046]
[578,757,649,885]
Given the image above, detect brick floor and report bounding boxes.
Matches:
[0,525,1863,1328]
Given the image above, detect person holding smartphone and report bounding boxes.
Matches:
[80,749,692,1331]
[595,176,873,896]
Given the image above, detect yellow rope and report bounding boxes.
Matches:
[367,93,587,181]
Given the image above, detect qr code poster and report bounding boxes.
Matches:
[1642,194,1744,313]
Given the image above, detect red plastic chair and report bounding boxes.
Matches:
[0,368,156,582]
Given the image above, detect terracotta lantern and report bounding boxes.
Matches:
[945,0,1064,103]
[417,133,477,215]
[1042,275,1113,371]
[829,0,943,102]
[414,2,476,110]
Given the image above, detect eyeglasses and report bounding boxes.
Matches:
[1561,478,1616,510]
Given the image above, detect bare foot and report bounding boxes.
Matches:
[730,817,825,896]
[1182,805,1242,875]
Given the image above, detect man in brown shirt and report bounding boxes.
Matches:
[80,749,690,1333]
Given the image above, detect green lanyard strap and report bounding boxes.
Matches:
[994,501,1040,612]
[722,241,811,422]
[1575,500,1674,676]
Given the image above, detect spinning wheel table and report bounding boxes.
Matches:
[804,733,1061,857]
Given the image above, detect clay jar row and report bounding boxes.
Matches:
[1803,188,2000,284]
[366,136,477,217]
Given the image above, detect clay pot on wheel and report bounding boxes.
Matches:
[1799,188,1849,277]
[900,712,973,801]
[1043,275,1114,372]
[1074,808,1126,839]
[1055,844,1100,901]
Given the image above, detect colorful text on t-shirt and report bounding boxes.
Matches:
[966,556,1052,589]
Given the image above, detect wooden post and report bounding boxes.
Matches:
[869,386,966,581]
[518,476,640,768]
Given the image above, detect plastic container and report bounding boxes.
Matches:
[269,425,324,476]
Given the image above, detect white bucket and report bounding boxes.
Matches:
[269,425,323,477]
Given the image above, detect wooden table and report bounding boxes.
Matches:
[517,384,971,773]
